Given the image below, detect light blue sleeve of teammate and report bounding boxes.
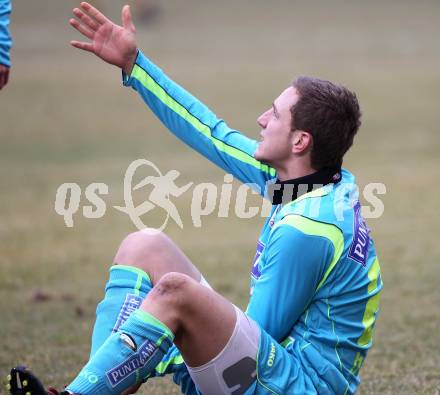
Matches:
[123,50,276,194]
[247,224,334,342]
[0,0,12,67]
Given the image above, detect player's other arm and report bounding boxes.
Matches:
[0,0,12,89]
[69,2,276,192]
[246,220,334,342]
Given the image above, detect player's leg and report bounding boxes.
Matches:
[145,272,236,367]
[147,274,260,394]
[90,229,207,355]
[166,284,260,395]
[6,231,209,395]
[114,229,202,285]
[66,273,260,395]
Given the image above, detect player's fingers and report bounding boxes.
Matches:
[0,72,5,90]
[69,18,94,40]
[122,5,136,33]
[70,40,95,53]
[80,2,109,25]
[73,7,99,31]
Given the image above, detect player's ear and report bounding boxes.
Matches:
[291,130,312,154]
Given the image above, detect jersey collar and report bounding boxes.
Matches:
[270,167,342,205]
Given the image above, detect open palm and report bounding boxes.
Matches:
[70,2,137,74]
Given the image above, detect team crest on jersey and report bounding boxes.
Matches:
[251,241,265,280]
[348,201,370,266]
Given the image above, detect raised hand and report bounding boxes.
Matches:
[69,2,137,74]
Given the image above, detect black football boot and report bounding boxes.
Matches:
[5,366,78,395]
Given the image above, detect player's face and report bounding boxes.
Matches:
[254,86,299,167]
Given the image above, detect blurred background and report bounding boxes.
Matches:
[1,1,439,394]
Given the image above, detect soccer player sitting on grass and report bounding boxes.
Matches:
[7,2,382,394]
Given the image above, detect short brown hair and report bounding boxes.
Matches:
[292,76,361,169]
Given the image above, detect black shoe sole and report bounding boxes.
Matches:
[5,366,47,395]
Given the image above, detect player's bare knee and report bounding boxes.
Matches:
[155,272,191,294]
[141,272,194,332]
[150,272,194,306]
[114,229,170,270]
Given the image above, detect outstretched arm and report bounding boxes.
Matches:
[70,2,276,194]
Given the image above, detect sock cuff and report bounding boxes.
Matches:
[106,265,152,295]
[121,309,175,347]
[110,265,151,282]
[134,309,174,338]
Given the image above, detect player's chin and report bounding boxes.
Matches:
[254,146,264,162]
[254,148,269,165]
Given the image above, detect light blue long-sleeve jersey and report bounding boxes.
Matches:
[0,0,11,67]
[123,51,382,394]
[246,176,382,394]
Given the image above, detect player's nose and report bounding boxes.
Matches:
[257,110,269,128]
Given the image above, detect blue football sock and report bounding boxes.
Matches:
[67,309,174,395]
[90,265,152,356]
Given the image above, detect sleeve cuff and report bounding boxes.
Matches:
[122,49,141,86]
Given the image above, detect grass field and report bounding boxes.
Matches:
[1,1,440,394]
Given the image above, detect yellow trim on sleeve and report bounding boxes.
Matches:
[131,64,276,177]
